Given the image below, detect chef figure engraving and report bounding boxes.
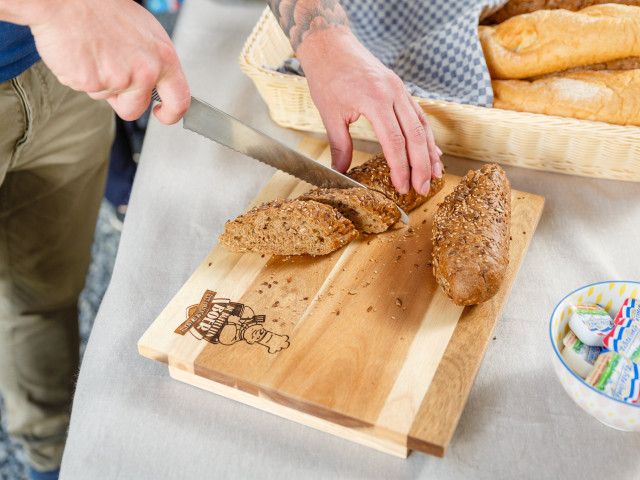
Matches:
[218,315,290,354]
[177,290,289,354]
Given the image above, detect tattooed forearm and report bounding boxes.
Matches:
[267,0,349,51]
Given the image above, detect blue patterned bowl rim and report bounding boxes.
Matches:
[549,280,640,410]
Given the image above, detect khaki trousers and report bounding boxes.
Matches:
[0,60,114,471]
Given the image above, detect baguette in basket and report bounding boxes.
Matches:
[479,4,640,79]
[481,4,640,126]
[492,70,640,126]
[481,0,640,25]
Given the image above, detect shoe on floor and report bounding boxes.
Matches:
[108,204,127,232]
[29,467,59,480]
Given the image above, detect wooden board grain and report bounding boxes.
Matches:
[138,138,545,457]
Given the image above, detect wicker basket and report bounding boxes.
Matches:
[239,7,640,182]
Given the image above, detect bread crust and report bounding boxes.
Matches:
[492,69,640,126]
[479,4,640,79]
[527,56,640,81]
[297,187,400,233]
[346,154,444,212]
[481,0,640,25]
[432,164,511,306]
[219,199,358,256]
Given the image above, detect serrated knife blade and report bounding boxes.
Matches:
[175,95,409,225]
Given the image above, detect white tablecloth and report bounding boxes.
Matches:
[60,1,640,478]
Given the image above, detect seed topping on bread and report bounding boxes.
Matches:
[346,154,444,212]
[297,187,400,233]
[219,199,358,256]
[432,164,511,306]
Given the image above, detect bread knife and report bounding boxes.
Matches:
[152,91,409,224]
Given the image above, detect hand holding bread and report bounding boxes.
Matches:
[219,153,444,257]
[219,150,515,307]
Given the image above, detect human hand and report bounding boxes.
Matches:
[28,0,190,124]
[296,27,442,195]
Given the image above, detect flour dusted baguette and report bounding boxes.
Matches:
[432,164,511,306]
[492,69,640,126]
[479,4,640,79]
[528,56,640,81]
[481,0,640,25]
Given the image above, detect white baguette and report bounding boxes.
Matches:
[479,4,640,79]
[482,0,640,25]
[492,69,640,126]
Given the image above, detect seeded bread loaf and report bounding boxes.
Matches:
[297,187,400,233]
[492,69,640,126]
[432,164,511,306]
[219,199,358,256]
[346,154,444,212]
[479,5,640,79]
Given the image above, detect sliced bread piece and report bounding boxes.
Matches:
[296,187,400,233]
[219,199,358,256]
[346,154,445,212]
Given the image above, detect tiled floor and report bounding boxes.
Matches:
[0,200,122,480]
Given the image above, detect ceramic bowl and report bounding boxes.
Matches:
[549,281,640,431]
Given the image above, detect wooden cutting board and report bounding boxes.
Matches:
[138,138,544,458]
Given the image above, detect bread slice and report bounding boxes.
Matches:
[219,199,358,256]
[297,187,400,233]
[346,154,444,212]
[432,164,511,306]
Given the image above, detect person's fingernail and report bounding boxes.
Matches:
[401,180,410,194]
[434,161,443,178]
[436,146,443,156]
[421,180,431,196]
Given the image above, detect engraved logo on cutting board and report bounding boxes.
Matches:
[174,290,290,353]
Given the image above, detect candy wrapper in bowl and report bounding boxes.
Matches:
[549,281,640,432]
